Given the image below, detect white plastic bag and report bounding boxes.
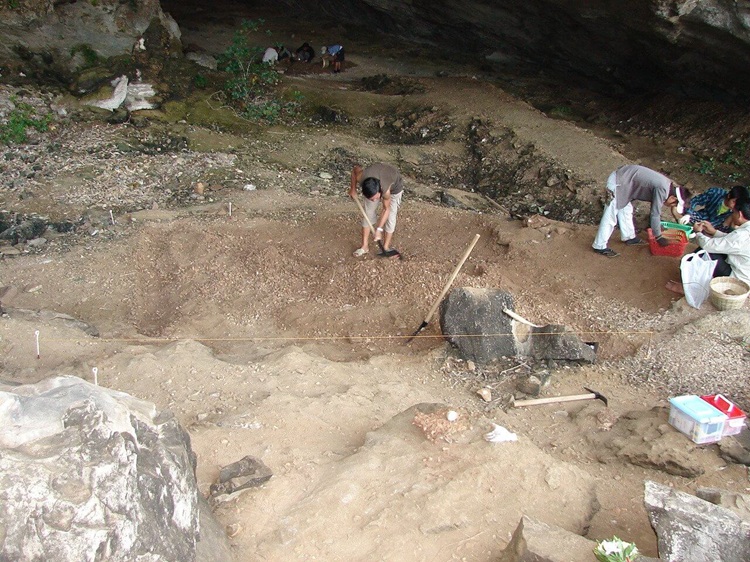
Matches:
[680,250,717,309]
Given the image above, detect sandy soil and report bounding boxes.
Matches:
[2,7,750,561]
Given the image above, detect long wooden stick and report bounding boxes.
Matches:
[425,233,480,323]
[352,194,377,237]
[513,393,597,407]
[407,234,480,342]
[352,195,396,255]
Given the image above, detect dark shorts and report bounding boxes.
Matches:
[332,48,345,62]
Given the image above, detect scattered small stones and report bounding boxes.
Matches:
[477,387,492,402]
[516,374,544,396]
[412,407,468,443]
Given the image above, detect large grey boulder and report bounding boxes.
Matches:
[440,287,596,364]
[440,287,517,363]
[695,488,750,522]
[527,323,596,363]
[645,480,750,562]
[0,375,229,562]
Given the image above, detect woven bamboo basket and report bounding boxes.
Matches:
[709,277,750,311]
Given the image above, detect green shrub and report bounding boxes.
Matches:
[215,19,300,123]
[0,101,52,145]
[549,105,573,118]
[194,74,208,89]
[695,156,717,175]
[722,137,748,169]
[70,44,99,68]
[243,91,303,124]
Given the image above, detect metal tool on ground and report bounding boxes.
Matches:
[406,233,481,343]
[512,387,608,408]
[352,194,401,258]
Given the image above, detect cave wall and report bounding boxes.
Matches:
[274,0,750,101]
[0,0,167,83]
[1,0,750,102]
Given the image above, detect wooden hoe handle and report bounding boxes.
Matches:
[423,233,481,324]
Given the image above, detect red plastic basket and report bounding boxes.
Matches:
[700,394,746,436]
[647,228,688,257]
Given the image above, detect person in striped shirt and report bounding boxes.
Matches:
[671,185,749,232]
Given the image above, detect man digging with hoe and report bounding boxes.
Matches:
[349,163,403,258]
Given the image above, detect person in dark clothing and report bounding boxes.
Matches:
[277,45,292,62]
[294,42,315,63]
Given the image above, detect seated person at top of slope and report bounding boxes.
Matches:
[294,42,315,63]
[262,46,279,64]
[592,164,691,258]
[671,185,749,233]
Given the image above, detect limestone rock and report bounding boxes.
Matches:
[589,408,709,478]
[210,455,273,504]
[186,51,218,70]
[0,0,165,76]
[718,432,750,466]
[645,480,750,562]
[84,75,129,111]
[696,487,750,521]
[528,323,597,363]
[125,81,159,111]
[0,376,228,562]
[497,515,596,562]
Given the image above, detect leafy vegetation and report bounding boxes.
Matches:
[692,135,749,183]
[694,156,717,176]
[216,19,302,124]
[70,44,99,68]
[243,91,304,123]
[194,74,208,89]
[722,137,748,168]
[0,100,52,145]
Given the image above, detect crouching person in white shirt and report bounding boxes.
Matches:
[694,197,750,285]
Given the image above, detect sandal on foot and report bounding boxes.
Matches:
[593,248,619,258]
[353,248,368,257]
